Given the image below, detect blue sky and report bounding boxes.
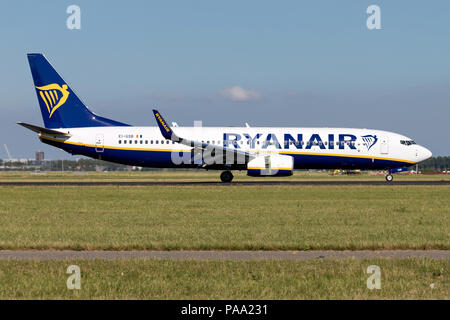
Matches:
[1,0,449,158]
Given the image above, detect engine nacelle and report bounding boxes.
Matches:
[247,154,294,177]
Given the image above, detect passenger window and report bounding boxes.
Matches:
[129,140,132,144]
[123,140,127,144]
[119,140,121,144]
[155,140,159,144]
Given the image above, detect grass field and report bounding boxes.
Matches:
[0,184,448,250]
[0,258,447,299]
[0,171,448,300]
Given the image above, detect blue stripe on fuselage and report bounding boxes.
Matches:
[41,138,413,170]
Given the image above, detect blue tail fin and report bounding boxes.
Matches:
[27,53,129,128]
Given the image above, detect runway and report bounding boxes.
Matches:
[0,250,448,260]
[0,180,449,186]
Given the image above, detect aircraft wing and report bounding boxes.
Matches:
[152,109,254,166]
[17,122,71,137]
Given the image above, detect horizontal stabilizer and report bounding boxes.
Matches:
[17,122,71,136]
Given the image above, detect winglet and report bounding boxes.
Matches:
[152,109,174,140]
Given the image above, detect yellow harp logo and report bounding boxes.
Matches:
[35,83,70,118]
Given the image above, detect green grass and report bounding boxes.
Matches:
[0,185,448,250]
[0,258,447,299]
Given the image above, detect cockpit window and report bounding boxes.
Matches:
[400,140,416,146]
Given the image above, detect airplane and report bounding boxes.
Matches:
[19,53,432,182]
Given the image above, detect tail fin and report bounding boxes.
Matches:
[27,53,129,128]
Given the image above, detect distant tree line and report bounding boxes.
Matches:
[1,156,449,172]
[0,158,137,172]
[415,156,450,172]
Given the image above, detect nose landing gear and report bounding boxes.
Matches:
[220,170,234,183]
[385,173,393,182]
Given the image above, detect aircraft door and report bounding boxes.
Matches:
[380,136,389,154]
[95,134,104,153]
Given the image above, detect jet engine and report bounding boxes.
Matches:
[247,154,294,177]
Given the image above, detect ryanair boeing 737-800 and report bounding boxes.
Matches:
[19,53,432,182]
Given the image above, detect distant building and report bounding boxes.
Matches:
[35,151,44,161]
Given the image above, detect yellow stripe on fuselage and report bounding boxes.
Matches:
[39,135,416,164]
[277,150,416,164]
[40,135,189,152]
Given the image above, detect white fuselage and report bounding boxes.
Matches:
[40,126,432,170]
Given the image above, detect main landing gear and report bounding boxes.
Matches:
[220,170,234,183]
[385,173,394,182]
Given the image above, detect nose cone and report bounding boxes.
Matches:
[420,146,432,162]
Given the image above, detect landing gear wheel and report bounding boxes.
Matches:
[385,174,393,182]
[220,171,234,183]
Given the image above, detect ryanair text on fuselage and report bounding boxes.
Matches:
[223,133,368,150]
